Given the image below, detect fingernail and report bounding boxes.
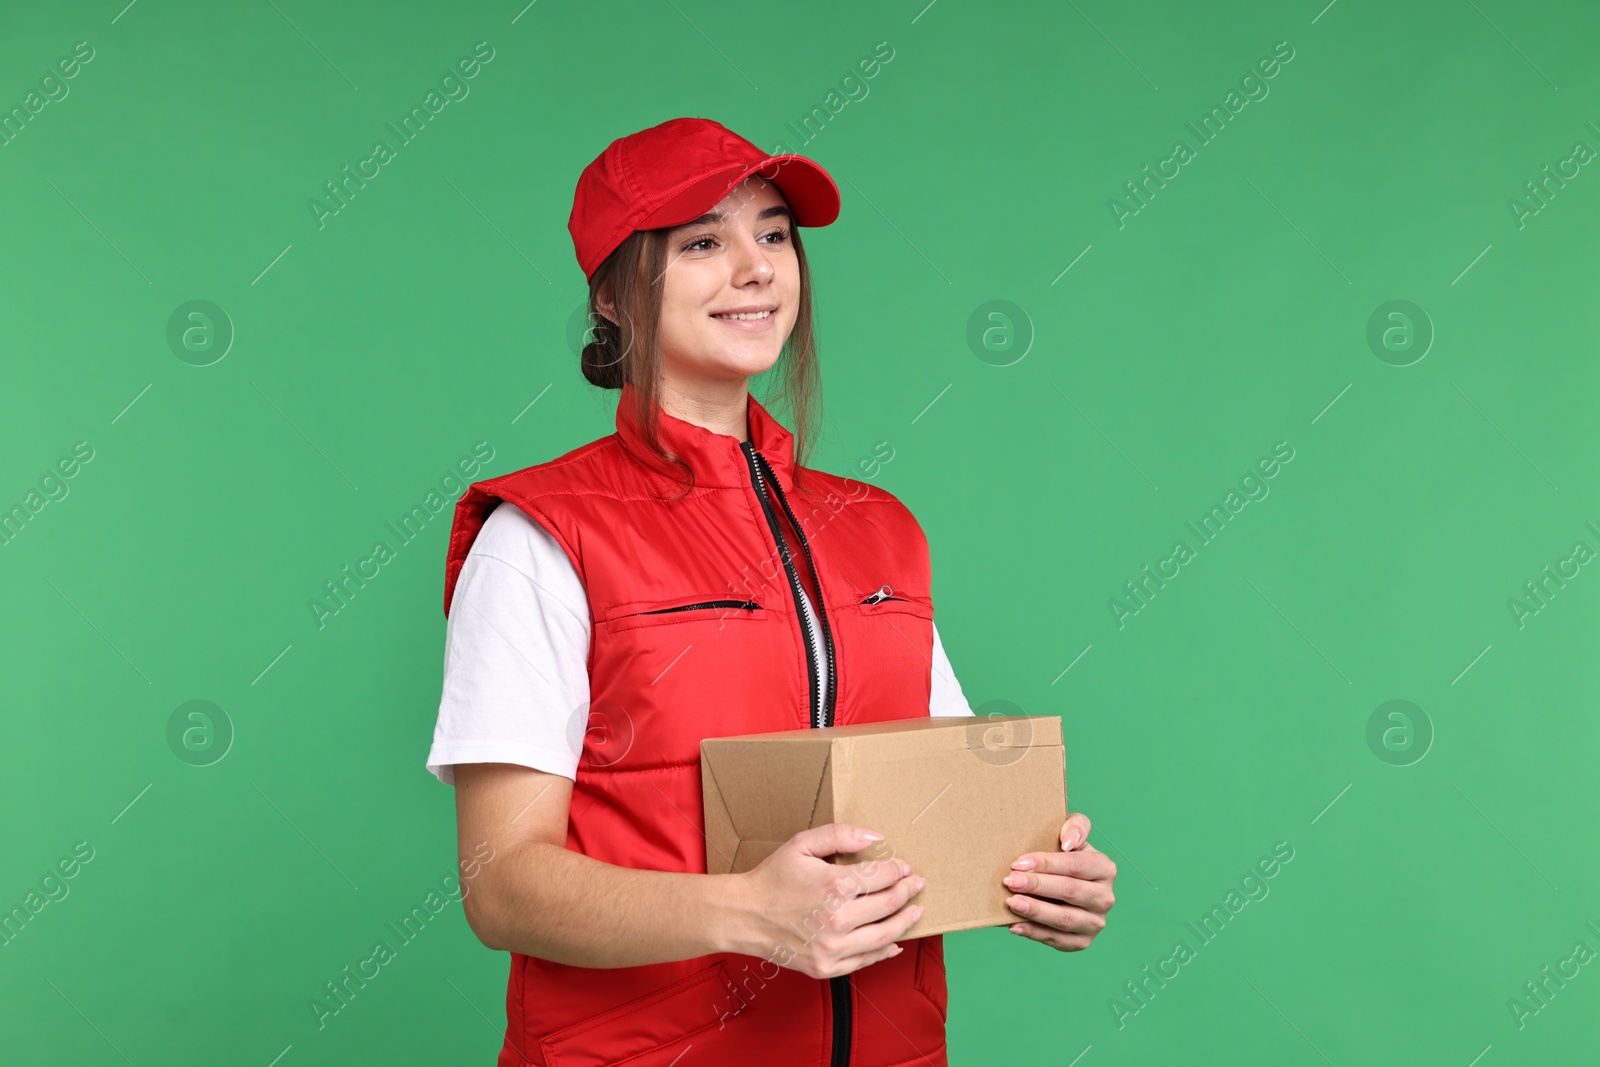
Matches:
[890,944,903,956]
[913,876,926,892]
[1003,872,1027,889]
[1063,832,1081,850]
[861,830,883,841]
[1009,924,1026,935]
[1011,857,1036,871]
[897,859,910,877]
[911,905,924,920]
[1007,895,1032,914]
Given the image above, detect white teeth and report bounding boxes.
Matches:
[712,310,772,320]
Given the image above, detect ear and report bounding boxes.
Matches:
[593,279,617,325]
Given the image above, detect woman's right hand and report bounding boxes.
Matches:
[727,823,926,980]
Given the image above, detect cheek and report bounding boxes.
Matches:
[658,305,705,356]
[779,255,801,295]
[658,281,706,339]
[661,271,717,329]
[777,261,802,327]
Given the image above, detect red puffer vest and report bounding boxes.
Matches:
[442,380,950,1067]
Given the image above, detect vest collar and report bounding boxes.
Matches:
[614,378,797,490]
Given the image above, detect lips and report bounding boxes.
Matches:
[710,306,777,332]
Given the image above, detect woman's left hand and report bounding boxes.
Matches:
[1002,812,1117,951]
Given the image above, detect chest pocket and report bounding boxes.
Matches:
[598,593,769,635]
[853,582,933,618]
[832,581,935,725]
[586,592,807,763]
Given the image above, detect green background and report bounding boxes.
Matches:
[3,0,1597,1063]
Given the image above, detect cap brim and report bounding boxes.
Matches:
[638,155,841,232]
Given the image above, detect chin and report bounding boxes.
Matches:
[719,357,781,381]
[705,344,783,379]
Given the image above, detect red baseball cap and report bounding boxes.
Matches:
[568,117,841,283]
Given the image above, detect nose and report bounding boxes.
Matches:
[728,231,774,286]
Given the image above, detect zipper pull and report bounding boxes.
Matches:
[862,584,893,604]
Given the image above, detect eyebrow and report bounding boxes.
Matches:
[674,204,792,229]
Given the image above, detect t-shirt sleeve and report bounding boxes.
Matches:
[426,502,592,785]
[928,619,975,717]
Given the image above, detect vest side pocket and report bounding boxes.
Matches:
[538,959,737,1067]
[914,935,949,1024]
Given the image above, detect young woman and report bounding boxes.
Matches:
[427,118,1116,1067]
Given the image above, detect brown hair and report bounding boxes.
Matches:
[580,222,822,502]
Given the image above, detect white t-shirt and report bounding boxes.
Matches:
[427,502,975,785]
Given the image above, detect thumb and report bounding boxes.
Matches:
[792,822,883,860]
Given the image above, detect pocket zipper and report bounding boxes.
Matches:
[861,584,902,605]
[633,599,761,615]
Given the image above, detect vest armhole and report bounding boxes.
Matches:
[494,496,585,586]
[491,495,596,675]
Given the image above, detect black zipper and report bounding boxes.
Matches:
[738,441,850,1067]
[739,443,836,730]
[630,599,760,615]
[752,449,838,729]
[829,973,852,1067]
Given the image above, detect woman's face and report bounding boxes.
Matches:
[654,175,800,391]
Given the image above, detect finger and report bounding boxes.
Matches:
[1008,920,1094,951]
[1001,869,1115,912]
[793,823,884,860]
[1060,812,1092,851]
[841,940,906,975]
[834,853,913,897]
[1004,894,1107,937]
[833,899,925,959]
[1011,848,1117,881]
[831,871,925,931]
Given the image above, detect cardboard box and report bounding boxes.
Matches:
[701,715,1065,938]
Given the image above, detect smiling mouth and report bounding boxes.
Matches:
[710,310,774,320]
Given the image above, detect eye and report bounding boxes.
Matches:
[683,234,717,253]
[761,227,791,245]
